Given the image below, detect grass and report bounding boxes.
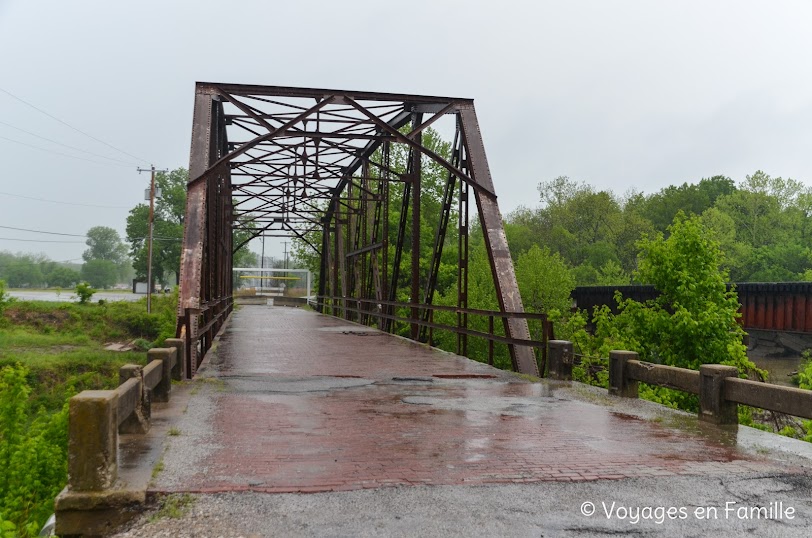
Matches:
[151,459,165,480]
[149,494,195,522]
[168,427,181,436]
[190,376,226,395]
[0,293,179,415]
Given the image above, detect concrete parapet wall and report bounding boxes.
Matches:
[55,345,180,537]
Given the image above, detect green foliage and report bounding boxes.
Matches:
[75,281,96,304]
[2,293,177,347]
[0,294,179,534]
[150,494,195,521]
[0,364,69,537]
[126,168,187,285]
[83,226,128,265]
[0,254,44,288]
[515,245,575,315]
[616,214,754,373]
[795,350,812,390]
[0,252,83,290]
[125,168,254,287]
[571,214,761,412]
[502,170,812,284]
[80,259,118,289]
[0,280,12,315]
[44,266,80,288]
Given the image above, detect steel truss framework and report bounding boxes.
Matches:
[177,82,536,376]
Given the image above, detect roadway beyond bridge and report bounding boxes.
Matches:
[111,305,812,537]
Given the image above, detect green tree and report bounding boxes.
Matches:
[44,266,81,288]
[515,245,575,315]
[607,213,753,373]
[1,257,43,288]
[127,167,256,287]
[639,176,736,232]
[126,169,187,285]
[83,226,128,265]
[80,259,117,289]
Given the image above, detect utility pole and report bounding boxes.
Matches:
[137,165,167,313]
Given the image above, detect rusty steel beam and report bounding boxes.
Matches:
[458,105,538,376]
[179,82,536,379]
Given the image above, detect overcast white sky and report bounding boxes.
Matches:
[2,0,812,262]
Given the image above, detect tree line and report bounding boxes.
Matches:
[0,168,257,291]
[509,171,812,286]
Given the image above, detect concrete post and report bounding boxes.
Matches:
[118,364,150,434]
[699,364,739,425]
[164,338,185,380]
[548,340,573,380]
[609,350,639,398]
[68,391,118,491]
[147,348,174,402]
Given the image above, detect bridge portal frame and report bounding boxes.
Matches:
[177,83,536,377]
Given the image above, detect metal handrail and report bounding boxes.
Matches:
[317,295,552,370]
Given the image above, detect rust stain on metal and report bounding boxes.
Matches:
[178,83,540,379]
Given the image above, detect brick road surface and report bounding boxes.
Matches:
[149,305,804,496]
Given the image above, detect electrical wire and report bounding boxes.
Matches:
[0,86,150,164]
[0,237,85,243]
[0,134,134,168]
[0,224,86,237]
[0,190,130,209]
[0,119,139,166]
[0,225,183,244]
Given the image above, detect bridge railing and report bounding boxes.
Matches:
[177,295,233,378]
[316,296,552,372]
[54,339,185,536]
[547,341,812,425]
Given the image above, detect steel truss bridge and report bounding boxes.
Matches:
[176,83,538,377]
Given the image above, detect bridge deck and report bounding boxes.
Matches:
[149,305,801,495]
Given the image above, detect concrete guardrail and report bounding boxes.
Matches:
[54,338,185,537]
[548,340,812,425]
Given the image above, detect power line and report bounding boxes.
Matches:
[0,119,139,166]
[0,224,85,237]
[0,85,150,164]
[0,237,85,244]
[0,190,131,209]
[0,134,134,168]
[0,224,182,241]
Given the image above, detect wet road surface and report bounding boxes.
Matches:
[114,305,812,537]
[151,306,805,493]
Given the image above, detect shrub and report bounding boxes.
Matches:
[0,364,69,537]
[75,282,95,305]
[795,351,812,390]
[0,280,13,314]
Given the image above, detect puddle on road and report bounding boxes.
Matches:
[223,375,375,393]
[317,325,382,334]
[401,395,560,418]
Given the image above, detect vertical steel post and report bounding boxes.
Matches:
[410,112,423,340]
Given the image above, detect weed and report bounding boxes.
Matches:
[149,494,195,522]
[151,459,165,480]
[168,427,181,436]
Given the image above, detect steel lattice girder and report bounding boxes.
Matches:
[178,82,538,376]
